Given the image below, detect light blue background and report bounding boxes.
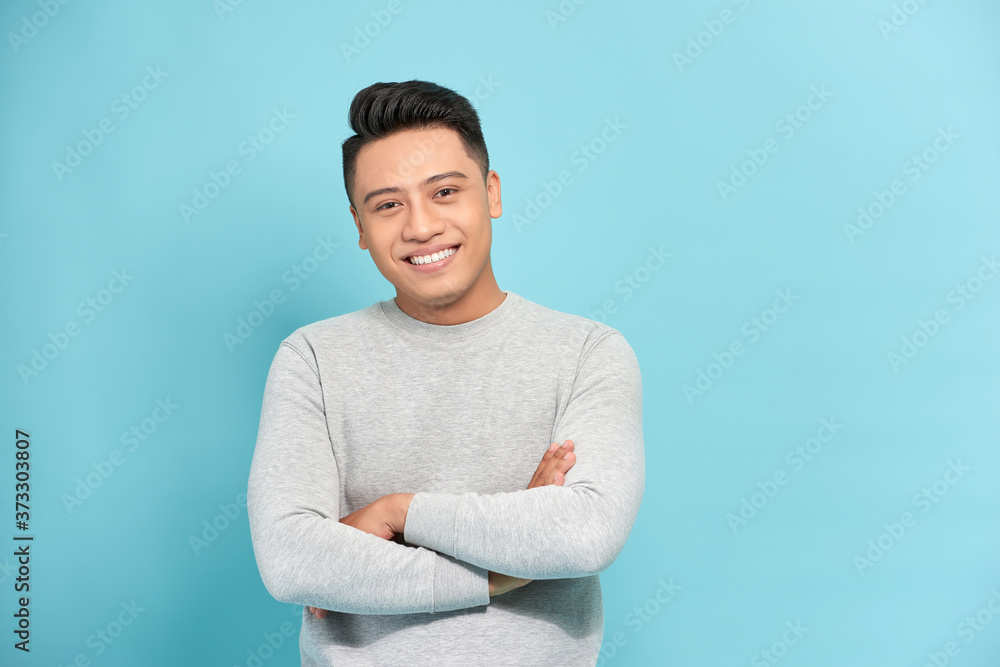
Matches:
[2,0,999,665]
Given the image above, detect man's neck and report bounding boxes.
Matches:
[394,281,506,325]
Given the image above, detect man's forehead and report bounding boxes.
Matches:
[356,126,470,188]
[360,126,457,162]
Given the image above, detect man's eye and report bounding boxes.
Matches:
[436,188,456,197]
[376,202,399,211]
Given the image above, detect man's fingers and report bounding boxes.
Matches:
[531,443,559,486]
[549,450,575,481]
[552,441,575,482]
[528,440,576,489]
[540,440,574,483]
[530,442,561,486]
[543,440,573,483]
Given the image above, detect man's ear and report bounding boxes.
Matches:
[487,170,502,219]
[350,205,368,250]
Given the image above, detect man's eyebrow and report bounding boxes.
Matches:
[362,171,469,205]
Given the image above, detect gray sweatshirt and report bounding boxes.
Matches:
[247,290,645,666]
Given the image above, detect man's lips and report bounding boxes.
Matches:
[404,245,460,271]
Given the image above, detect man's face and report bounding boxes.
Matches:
[349,126,502,321]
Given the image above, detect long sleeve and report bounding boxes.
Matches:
[246,339,491,614]
[402,330,645,579]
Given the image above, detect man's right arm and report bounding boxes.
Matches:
[247,338,491,615]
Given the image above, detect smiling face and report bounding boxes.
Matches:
[349,125,505,325]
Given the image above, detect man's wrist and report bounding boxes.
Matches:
[389,493,415,535]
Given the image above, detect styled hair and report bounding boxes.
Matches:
[341,80,490,209]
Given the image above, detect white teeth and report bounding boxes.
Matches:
[408,246,456,265]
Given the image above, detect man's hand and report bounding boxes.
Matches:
[488,570,533,597]
[489,439,577,598]
[527,439,575,489]
[307,606,329,619]
[308,494,414,620]
[338,492,413,541]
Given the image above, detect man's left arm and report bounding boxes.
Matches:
[401,330,645,580]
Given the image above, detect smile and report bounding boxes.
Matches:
[407,246,458,265]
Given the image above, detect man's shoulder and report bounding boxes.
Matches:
[514,293,631,353]
[278,301,383,350]
[517,297,641,383]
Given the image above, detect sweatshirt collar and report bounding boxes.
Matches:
[379,291,520,341]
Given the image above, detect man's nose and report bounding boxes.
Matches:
[404,197,445,237]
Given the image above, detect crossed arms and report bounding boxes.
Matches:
[246,329,644,616]
[307,440,579,617]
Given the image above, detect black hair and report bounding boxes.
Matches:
[341,80,489,209]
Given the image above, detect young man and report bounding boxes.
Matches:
[247,80,645,666]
